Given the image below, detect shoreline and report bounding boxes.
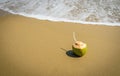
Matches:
[0,9,120,26]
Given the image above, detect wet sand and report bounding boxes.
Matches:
[0,14,120,76]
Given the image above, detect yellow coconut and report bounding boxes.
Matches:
[72,41,87,57]
[72,32,87,57]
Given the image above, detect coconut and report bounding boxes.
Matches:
[72,32,87,57]
[72,41,87,57]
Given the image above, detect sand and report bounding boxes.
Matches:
[0,14,120,76]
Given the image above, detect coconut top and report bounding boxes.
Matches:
[73,41,87,49]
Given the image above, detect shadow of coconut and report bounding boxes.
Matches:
[66,50,80,58]
[60,48,80,58]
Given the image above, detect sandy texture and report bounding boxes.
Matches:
[0,9,11,16]
[0,14,120,76]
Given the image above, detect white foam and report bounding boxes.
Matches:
[1,8,120,26]
[0,0,120,26]
[12,13,120,26]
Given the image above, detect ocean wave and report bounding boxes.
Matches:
[0,0,120,26]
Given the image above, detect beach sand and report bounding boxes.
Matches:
[0,14,120,76]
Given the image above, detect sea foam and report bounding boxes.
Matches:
[0,0,120,26]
